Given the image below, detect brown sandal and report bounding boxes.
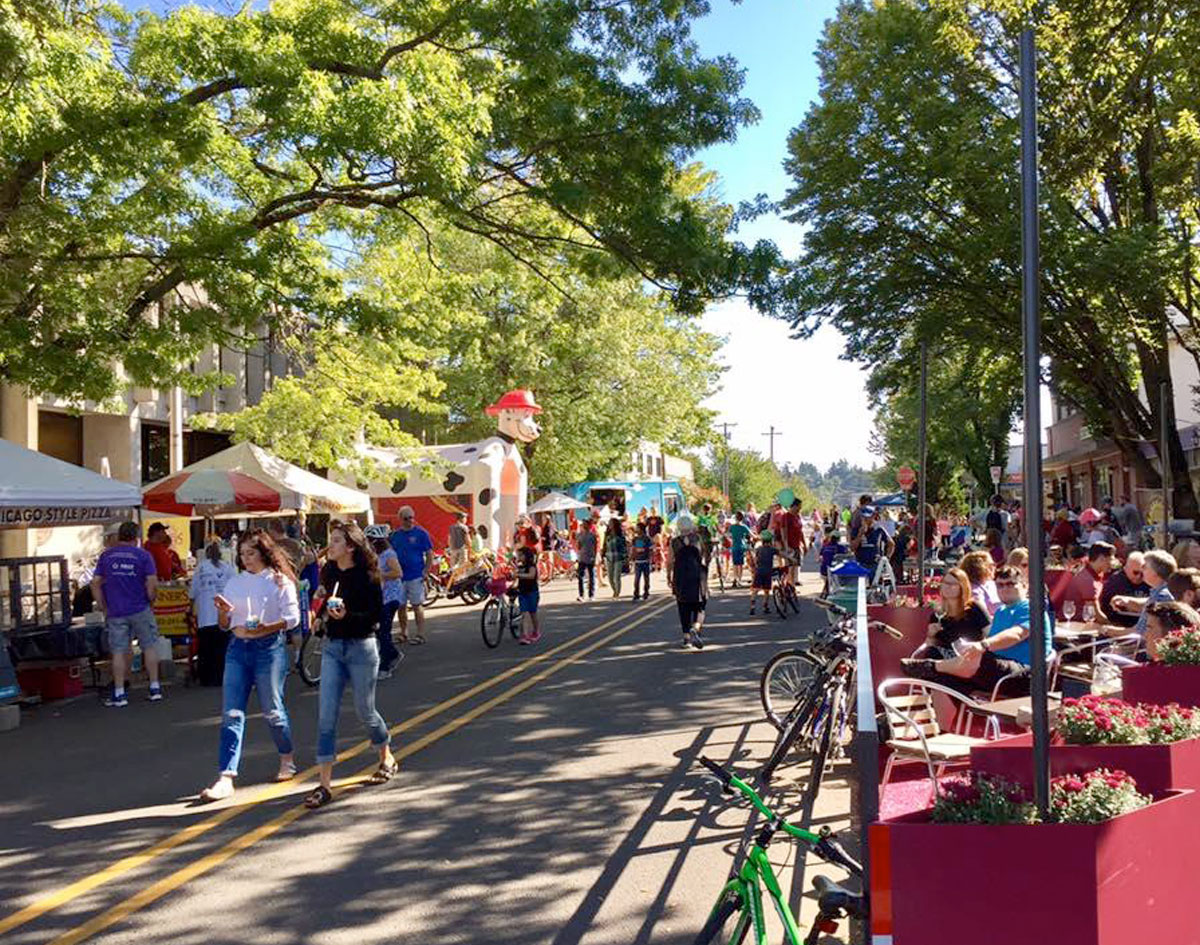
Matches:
[368,758,399,784]
[304,786,333,809]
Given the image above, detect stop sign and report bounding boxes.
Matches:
[897,466,917,491]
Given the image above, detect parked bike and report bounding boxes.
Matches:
[692,756,865,945]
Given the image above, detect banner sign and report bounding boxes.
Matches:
[0,506,130,530]
[153,583,192,637]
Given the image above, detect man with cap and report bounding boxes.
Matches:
[851,506,894,576]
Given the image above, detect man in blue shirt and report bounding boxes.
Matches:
[901,565,1052,696]
[388,506,434,644]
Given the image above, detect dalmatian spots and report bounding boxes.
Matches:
[478,487,494,506]
[442,471,465,492]
[390,474,407,494]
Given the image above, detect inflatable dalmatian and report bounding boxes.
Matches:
[365,389,542,551]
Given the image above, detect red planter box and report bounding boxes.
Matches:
[1122,663,1200,708]
[970,732,1200,796]
[869,791,1200,945]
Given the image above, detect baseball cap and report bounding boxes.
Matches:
[862,506,877,517]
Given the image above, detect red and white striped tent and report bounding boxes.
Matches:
[142,442,369,517]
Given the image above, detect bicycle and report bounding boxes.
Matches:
[692,756,864,945]
[537,546,577,585]
[480,573,524,648]
[757,601,902,791]
[770,566,800,620]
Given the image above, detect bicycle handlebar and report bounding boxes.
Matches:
[812,598,849,617]
[697,756,825,846]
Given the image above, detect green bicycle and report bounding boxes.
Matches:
[693,756,864,945]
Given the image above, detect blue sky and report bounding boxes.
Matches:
[689,0,878,471]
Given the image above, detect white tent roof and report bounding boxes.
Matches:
[0,438,142,509]
[152,442,370,514]
[528,492,590,513]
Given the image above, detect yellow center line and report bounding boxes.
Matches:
[0,596,658,938]
[45,599,675,945]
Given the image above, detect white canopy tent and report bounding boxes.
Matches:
[0,438,142,529]
[528,492,590,514]
[142,442,370,517]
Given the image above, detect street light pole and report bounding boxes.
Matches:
[1161,380,1171,548]
[917,341,928,603]
[1019,26,1051,822]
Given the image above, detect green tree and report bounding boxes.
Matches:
[780,0,1200,517]
[1,0,771,403]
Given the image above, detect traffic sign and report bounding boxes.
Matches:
[990,465,1003,485]
[897,466,916,491]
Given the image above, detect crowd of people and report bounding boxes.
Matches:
[82,484,1185,808]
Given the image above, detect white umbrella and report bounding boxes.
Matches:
[528,492,590,514]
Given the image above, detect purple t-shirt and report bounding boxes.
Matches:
[95,544,156,618]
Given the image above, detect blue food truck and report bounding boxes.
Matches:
[563,479,687,522]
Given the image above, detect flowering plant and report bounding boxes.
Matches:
[1157,627,1200,665]
[930,770,1151,825]
[930,774,1036,825]
[1049,769,1151,825]
[1056,695,1200,745]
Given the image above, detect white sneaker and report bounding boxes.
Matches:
[200,776,235,802]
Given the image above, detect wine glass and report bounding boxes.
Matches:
[1063,600,1077,623]
[1082,603,1095,625]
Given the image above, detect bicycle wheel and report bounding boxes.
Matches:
[772,584,788,620]
[424,574,443,606]
[807,680,846,800]
[693,889,751,945]
[298,630,324,687]
[760,649,823,729]
[759,675,825,787]
[786,583,800,614]
[481,598,504,648]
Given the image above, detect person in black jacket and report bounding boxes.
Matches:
[306,522,396,808]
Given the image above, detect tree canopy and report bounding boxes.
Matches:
[1,0,776,405]
[781,0,1200,515]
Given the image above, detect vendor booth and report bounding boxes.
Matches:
[0,439,142,707]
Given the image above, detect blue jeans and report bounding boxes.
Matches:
[316,637,390,764]
[634,561,651,597]
[218,634,293,776]
[377,601,401,668]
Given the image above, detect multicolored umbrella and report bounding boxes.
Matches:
[141,442,370,517]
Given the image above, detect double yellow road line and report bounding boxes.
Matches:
[2,596,675,945]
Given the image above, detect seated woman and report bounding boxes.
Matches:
[914,567,990,662]
[902,566,1053,697]
[960,550,1001,617]
[1144,599,1200,661]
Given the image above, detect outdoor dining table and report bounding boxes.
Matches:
[1054,620,1127,644]
[972,693,1063,728]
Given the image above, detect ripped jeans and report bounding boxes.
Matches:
[218,633,293,776]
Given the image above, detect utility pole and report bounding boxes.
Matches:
[762,426,782,465]
[717,422,737,503]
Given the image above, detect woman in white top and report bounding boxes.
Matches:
[189,542,236,686]
[200,529,301,802]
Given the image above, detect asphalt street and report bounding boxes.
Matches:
[0,565,856,945]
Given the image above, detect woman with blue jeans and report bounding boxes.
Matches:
[306,521,396,809]
[200,529,300,803]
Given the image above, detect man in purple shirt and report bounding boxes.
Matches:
[91,521,162,707]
